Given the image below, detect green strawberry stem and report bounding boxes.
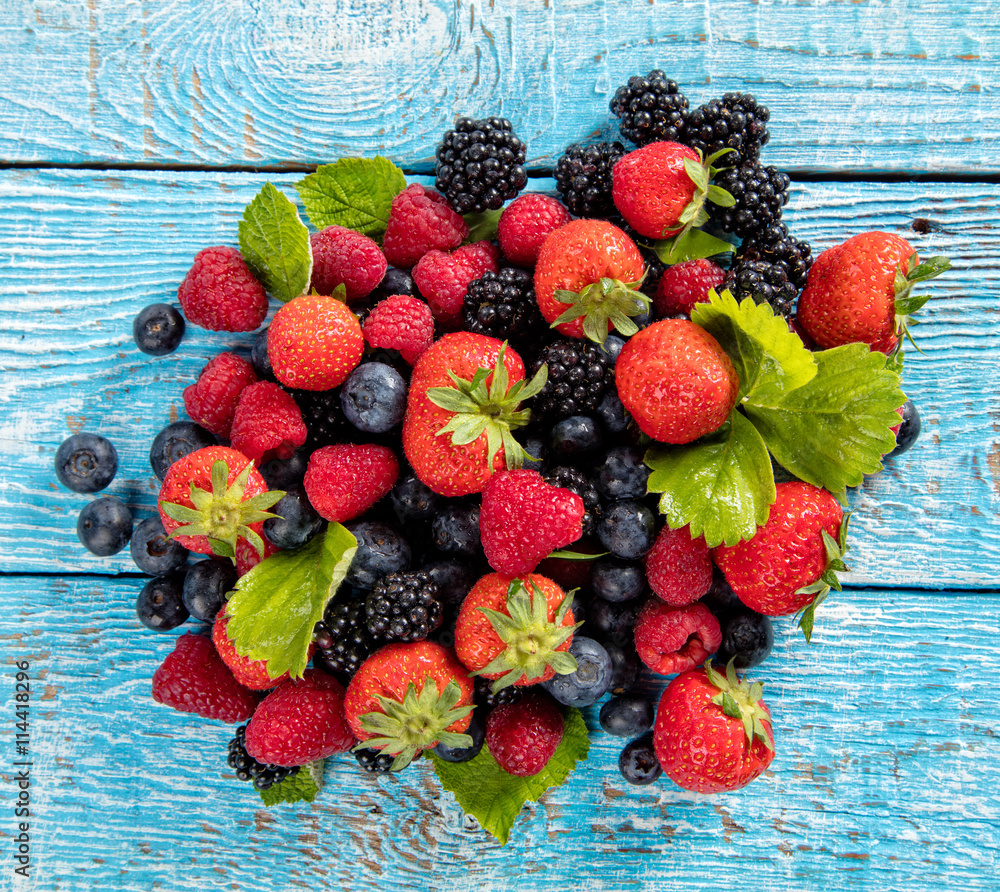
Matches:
[550,275,651,345]
[794,512,851,643]
[674,148,736,236]
[706,659,773,752]
[893,254,951,350]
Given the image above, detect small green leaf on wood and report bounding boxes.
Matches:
[257,760,324,806]
[296,157,407,237]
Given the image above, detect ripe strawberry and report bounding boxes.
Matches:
[303,443,399,523]
[615,319,739,444]
[244,669,355,767]
[633,600,721,675]
[267,293,364,391]
[486,690,564,776]
[157,445,283,560]
[177,245,269,332]
[212,611,306,690]
[653,662,774,794]
[644,524,714,606]
[454,572,579,690]
[343,640,474,769]
[479,469,585,576]
[402,333,545,497]
[151,632,258,723]
[533,219,648,343]
[496,193,573,267]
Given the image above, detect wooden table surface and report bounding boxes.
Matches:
[2,1,999,889]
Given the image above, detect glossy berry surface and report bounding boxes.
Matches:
[55,433,119,494]
[77,495,133,556]
[432,708,486,763]
[148,421,216,481]
[434,116,528,214]
[181,559,237,623]
[600,694,655,738]
[597,500,657,560]
[340,362,408,433]
[590,558,647,604]
[136,571,189,631]
[130,516,189,576]
[716,610,774,670]
[263,485,324,550]
[541,636,613,707]
[888,398,921,458]
[365,570,443,643]
[618,733,663,785]
[344,521,411,589]
[133,303,186,355]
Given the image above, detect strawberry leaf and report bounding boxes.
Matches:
[238,182,313,304]
[257,760,324,806]
[652,228,735,265]
[429,707,589,845]
[295,157,406,238]
[464,208,503,243]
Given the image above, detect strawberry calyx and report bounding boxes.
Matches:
[357,678,474,770]
[160,459,284,561]
[474,578,582,692]
[425,343,547,470]
[677,147,736,235]
[793,512,851,643]
[893,254,951,350]
[705,658,774,752]
[550,275,651,345]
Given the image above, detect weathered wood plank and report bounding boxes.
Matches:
[0,0,996,173]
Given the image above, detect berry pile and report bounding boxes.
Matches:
[55,79,949,842]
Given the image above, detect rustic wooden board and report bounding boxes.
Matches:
[1,0,996,173]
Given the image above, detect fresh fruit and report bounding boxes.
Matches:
[888,398,921,457]
[361,294,436,366]
[462,267,547,353]
[213,612,292,690]
[344,520,412,589]
[340,362,408,433]
[710,163,790,239]
[148,421,216,481]
[610,71,689,146]
[540,636,613,707]
[553,141,627,218]
[309,225,387,302]
[133,303,185,355]
[177,245,268,332]
[485,690,564,776]
[496,193,573,266]
[55,432,118,494]
[644,524,713,606]
[723,257,798,318]
[181,558,237,623]
[364,570,443,644]
[227,724,300,790]
[381,184,468,268]
[302,443,399,523]
[617,733,663,785]
[183,352,257,439]
[716,610,774,670]
[633,599,722,675]
[77,495,133,556]
[135,572,189,631]
[261,485,324,550]
[682,92,771,166]
[412,241,500,328]
[599,694,655,738]
[654,258,726,318]
[596,499,657,560]
[229,381,308,464]
[130,516,188,576]
[434,116,528,214]
[528,337,616,422]
[432,709,487,763]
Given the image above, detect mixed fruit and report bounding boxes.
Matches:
[55,71,947,843]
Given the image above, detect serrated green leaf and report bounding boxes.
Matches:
[224,523,357,680]
[238,182,313,304]
[464,208,503,243]
[296,157,406,237]
[257,760,324,806]
[652,228,735,265]
[645,411,775,548]
[430,707,589,845]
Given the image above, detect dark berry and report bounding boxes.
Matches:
[365,571,442,643]
[373,267,417,300]
[700,567,743,619]
[136,571,188,631]
[133,303,185,355]
[258,446,311,490]
[316,594,373,678]
[149,422,216,481]
[605,642,642,694]
[354,747,396,774]
[391,474,443,525]
[228,724,300,788]
[710,163,789,239]
[182,558,237,623]
[543,466,602,538]
[587,598,640,647]
[736,222,813,291]
[594,446,650,501]
[541,636,612,707]
[130,515,188,576]
[77,496,133,556]
[548,415,604,464]
[682,92,770,166]
[723,258,798,318]
[344,521,412,589]
[590,557,646,603]
[263,485,324,550]
[292,388,352,451]
[462,268,546,357]
[431,502,482,559]
[888,399,921,458]
[597,499,656,560]
[55,432,118,493]
[618,733,663,785]
[250,326,275,380]
[340,362,408,433]
[716,610,774,670]
[594,389,629,434]
[553,142,627,218]
[434,116,528,214]
[530,338,614,422]
[474,675,522,708]
[432,708,486,763]
[422,559,480,608]
[609,71,689,147]
[600,694,655,737]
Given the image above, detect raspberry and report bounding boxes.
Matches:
[177,246,268,332]
[303,443,400,523]
[212,611,293,690]
[229,382,307,464]
[554,142,627,219]
[654,259,726,318]
[412,241,500,327]
[643,525,713,606]
[362,295,435,365]
[381,184,469,268]
[228,724,300,789]
[151,632,258,723]
[633,600,721,676]
[496,194,572,267]
[310,226,388,303]
[182,352,257,438]
[485,691,564,777]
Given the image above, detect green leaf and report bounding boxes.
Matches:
[707,184,736,208]
[238,182,313,304]
[295,157,407,237]
[464,208,503,243]
[257,760,324,806]
[744,344,906,492]
[430,707,589,845]
[224,523,357,680]
[645,410,775,547]
[652,228,735,265]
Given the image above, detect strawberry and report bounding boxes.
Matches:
[454,572,579,691]
[479,469,585,576]
[485,690,564,777]
[157,445,283,560]
[212,611,310,691]
[653,662,774,794]
[244,669,355,767]
[533,219,649,343]
[401,333,546,497]
[303,443,399,522]
[343,640,475,769]
[615,319,739,444]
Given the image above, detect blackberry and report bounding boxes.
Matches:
[315,594,374,678]
[292,388,351,450]
[529,338,614,422]
[553,142,626,218]
[683,92,770,165]
[462,267,546,358]
[723,258,798,317]
[474,675,522,708]
[365,571,443,643]
[354,747,396,774]
[710,163,790,239]
[736,222,813,291]
[227,725,300,790]
[609,71,689,147]
[543,466,602,538]
[434,117,528,214]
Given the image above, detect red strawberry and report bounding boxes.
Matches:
[633,600,721,676]
[157,445,283,560]
[412,241,500,328]
[479,469,585,576]
[486,690,564,777]
[309,225,387,303]
[644,525,713,606]
[454,572,578,690]
[497,193,573,267]
[343,641,474,769]
[653,662,774,794]
[151,632,258,723]
[244,669,355,767]
[615,319,739,444]
[533,219,648,343]
[267,293,364,391]
[212,611,303,690]
[303,443,399,523]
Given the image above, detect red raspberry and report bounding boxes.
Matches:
[212,612,291,690]
[183,353,257,438]
[382,184,469,268]
[304,443,399,522]
[229,382,307,464]
[412,241,500,327]
[245,669,356,767]
[485,691,564,777]
[310,226,388,303]
[655,259,726,317]
[177,246,268,332]
[151,632,258,723]
[644,525,713,606]
[362,295,435,365]
[497,193,573,267]
[235,533,280,577]
[633,600,722,676]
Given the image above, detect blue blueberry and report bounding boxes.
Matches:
[541,636,612,707]
[605,642,642,694]
[521,436,548,473]
[618,733,662,785]
[700,567,743,619]
[55,432,118,493]
[423,559,479,607]
[597,499,656,560]
[432,708,486,763]
[130,516,188,575]
[149,422,216,481]
[182,559,237,623]
[250,326,275,380]
[263,485,324,549]
[391,474,443,524]
[77,496,133,556]
[345,521,411,589]
[716,610,774,670]
[132,303,185,355]
[590,557,646,603]
[549,415,604,464]
[599,334,627,364]
[341,362,407,433]
[887,398,921,458]
[600,694,655,737]
[259,446,311,490]
[431,502,482,559]
[594,389,629,434]
[136,571,189,631]
[587,598,640,647]
[375,267,417,298]
[595,446,650,501]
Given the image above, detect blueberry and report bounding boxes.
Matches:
[595,446,650,501]
[700,567,743,619]
[888,398,921,458]
[716,610,774,670]
[345,521,411,589]
[549,415,604,464]
[432,708,486,763]
[391,474,443,524]
[376,267,417,298]
[431,502,482,559]
[250,326,275,380]
[587,598,640,647]
[594,389,629,434]
[149,422,216,481]
[599,334,627,364]
[597,499,656,560]
[130,516,188,576]
[182,559,237,623]
[55,432,118,493]
[259,446,311,490]
[263,485,324,549]
[136,571,189,631]
[77,496,133,556]
[541,636,612,707]
[590,557,646,603]
[605,642,642,694]
[600,694,655,737]
[132,303,185,355]
[422,559,479,607]
[521,436,548,473]
[618,733,662,785]
[341,362,408,433]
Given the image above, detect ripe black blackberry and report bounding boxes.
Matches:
[553,142,626,218]
[683,92,771,165]
[609,70,689,147]
[365,570,443,644]
[723,259,798,318]
[315,594,373,678]
[474,675,522,708]
[354,747,396,774]
[736,222,813,291]
[529,338,615,422]
[291,388,351,450]
[434,117,528,214]
[227,725,300,790]
[543,465,602,538]
[710,163,790,239]
[462,267,547,359]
